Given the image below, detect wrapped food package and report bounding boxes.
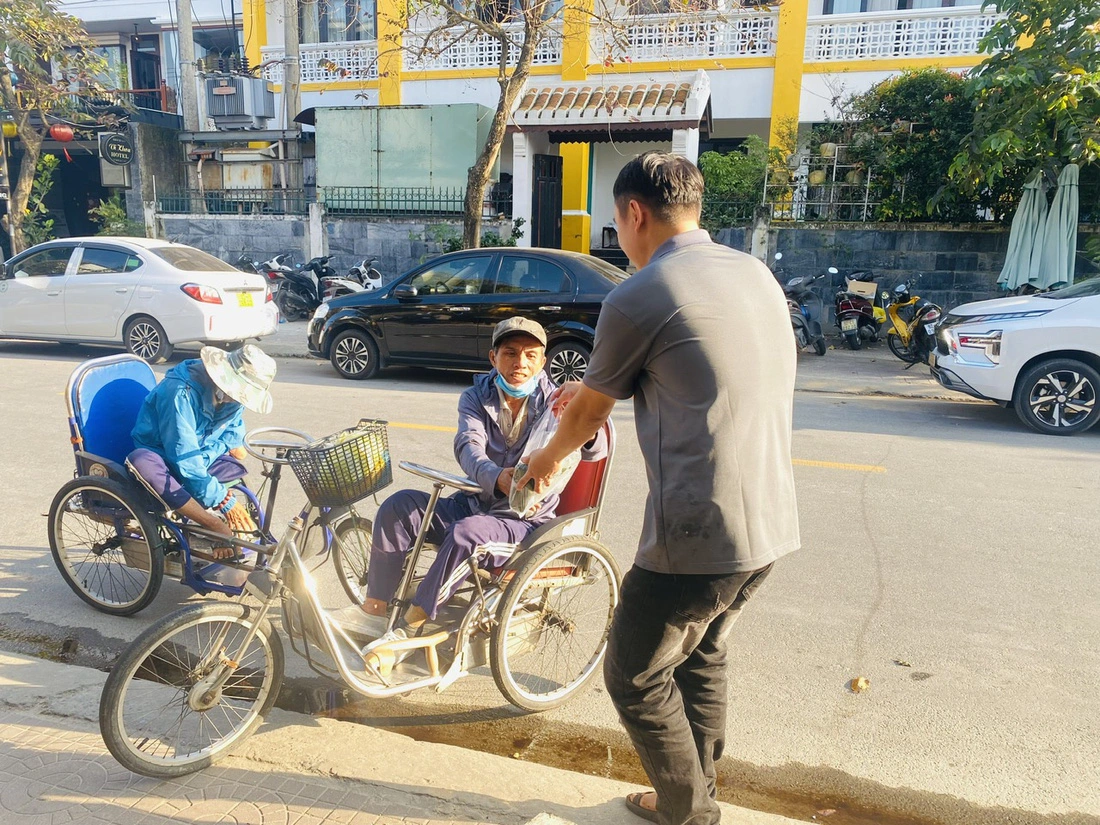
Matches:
[508,406,581,518]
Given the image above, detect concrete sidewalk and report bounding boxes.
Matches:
[0,651,801,825]
[257,321,975,402]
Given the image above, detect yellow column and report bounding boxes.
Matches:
[560,143,591,254]
[559,2,592,252]
[768,0,810,153]
[376,0,404,105]
[243,0,267,72]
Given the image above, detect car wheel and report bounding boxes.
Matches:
[1013,358,1100,436]
[124,317,174,364]
[547,341,591,385]
[330,329,380,380]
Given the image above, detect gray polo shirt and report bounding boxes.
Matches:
[583,229,800,574]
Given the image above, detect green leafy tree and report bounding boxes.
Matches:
[0,0,105,252]
[21,153,59,246]
[949,0,1100,195]
[698,136,778,229]
[89,193,147,237]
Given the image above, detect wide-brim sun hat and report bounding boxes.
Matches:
[201,344,276,414]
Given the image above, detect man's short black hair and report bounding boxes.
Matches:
[613,152,705,223]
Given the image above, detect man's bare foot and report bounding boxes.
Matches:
[362,597,388,616]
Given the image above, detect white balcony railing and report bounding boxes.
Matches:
[805,7,999,62]
[405,23,563,72]
[260,42,380,84]
[591,10,778,64]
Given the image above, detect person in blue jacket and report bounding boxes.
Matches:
[127,345,277,560]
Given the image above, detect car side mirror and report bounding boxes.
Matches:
[393,284,418,301]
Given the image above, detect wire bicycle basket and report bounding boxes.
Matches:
[287,419,392,508]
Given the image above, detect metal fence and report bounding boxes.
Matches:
[157,189,310,216]
[318,186,514,219]
[700,193,760,231]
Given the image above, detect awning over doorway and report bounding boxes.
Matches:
[509,70,711,143]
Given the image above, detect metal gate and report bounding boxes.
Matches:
[531,154,563,249]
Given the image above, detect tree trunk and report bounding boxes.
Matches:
[10,127,42,254]
[461,25,538,249]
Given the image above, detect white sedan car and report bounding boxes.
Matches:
[932,278,1100,435]
[0,237,278,362]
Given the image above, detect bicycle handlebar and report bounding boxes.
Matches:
[399,460,482,494]
[244,427,315,465]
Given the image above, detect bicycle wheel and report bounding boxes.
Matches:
[491,537,621,712]
[48,477,164,616]
[329,515,374,605]
[99,601,284,778]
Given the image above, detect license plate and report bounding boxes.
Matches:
[924,322,937,335]
[840,318,858,332]
[237,292,254,308]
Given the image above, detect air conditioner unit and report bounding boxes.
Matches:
[204,75,275,130]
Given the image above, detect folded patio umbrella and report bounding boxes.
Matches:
[997,173,1049,291]
[1035,163,1080,290]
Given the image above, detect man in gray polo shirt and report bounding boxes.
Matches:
[518,152,799,825]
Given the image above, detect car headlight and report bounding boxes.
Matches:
[313,301,331,321]
[954,330,1002,364]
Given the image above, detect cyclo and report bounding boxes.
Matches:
[48,354,374,616]
[97,394,620,778]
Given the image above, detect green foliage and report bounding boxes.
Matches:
[1086,235,1100,265]
[423,217,526,255]
[89,194,147,237]
[698,136,777,229]
[949,0,1100,195]
[22,154,58,246]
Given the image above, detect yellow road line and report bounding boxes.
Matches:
[388,421,886,474]
[389,421,458,433]
[793,458,886,474]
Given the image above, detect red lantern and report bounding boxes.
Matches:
[49,124,74,143]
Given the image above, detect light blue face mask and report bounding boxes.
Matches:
[496,372,539,399]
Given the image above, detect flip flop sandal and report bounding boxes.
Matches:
[624,792,659,823]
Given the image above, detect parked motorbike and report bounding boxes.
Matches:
[884,276,942,365]
[775,253,829,356]
[322,258,384,300]
[273,257,336,321]
[834,270,886,350]
[234,254,263,274]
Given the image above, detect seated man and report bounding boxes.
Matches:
[335,317,605,642]
[127,345,277,560]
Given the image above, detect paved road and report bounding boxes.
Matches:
[1,342,1098,823]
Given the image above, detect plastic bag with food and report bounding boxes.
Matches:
[508,406,581,518]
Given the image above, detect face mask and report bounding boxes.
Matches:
[496,372,538,399]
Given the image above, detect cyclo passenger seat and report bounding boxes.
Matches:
[66,354,157,483]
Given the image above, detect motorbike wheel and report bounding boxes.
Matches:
[887,332,921,364]
[813,337,827,356]
[844,331,861,350]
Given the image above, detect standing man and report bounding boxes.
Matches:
[518,152,800,825]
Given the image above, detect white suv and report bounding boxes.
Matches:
[932,278,1100,435]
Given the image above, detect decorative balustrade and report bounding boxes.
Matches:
[804,7,998,62]
[260,42,379,84]
[590,11,777,64]
[405,23,562,72]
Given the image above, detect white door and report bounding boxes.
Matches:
[64,245,144,338]
[0,245,77,336]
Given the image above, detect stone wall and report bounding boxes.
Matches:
[715,223,1100,313]
[155,213,511,279]
[128,123,186,225]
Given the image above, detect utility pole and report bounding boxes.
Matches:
[283,0,301,129]
[176,0,201,133]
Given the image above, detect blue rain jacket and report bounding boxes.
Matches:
[131,360,246,508]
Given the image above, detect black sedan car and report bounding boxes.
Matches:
[307,248,628,382]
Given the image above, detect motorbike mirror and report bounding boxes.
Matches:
[881,291,890,300]
[393,284,419,301]
[828,267,839,275]
[773,252,783,262]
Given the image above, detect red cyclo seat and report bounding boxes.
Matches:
[556,455,607,516]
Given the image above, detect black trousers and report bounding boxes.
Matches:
[603,564,773,825]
